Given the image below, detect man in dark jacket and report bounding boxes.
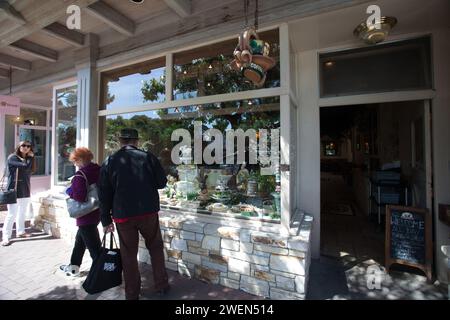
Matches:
[98,128,169,300]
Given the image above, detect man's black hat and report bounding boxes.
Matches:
[119,128,139,139]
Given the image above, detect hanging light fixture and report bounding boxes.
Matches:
[354,16,398,45]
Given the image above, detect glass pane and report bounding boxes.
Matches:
[173,29,280,100]
[101,57,166,111]
[19,128,46,175]
[102,97,281,222]
[19,108,47,126]
[56,85,77,184]
[320,37,432,97]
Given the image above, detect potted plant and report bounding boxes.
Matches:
[258,174,276,196]
[271,185,281,217]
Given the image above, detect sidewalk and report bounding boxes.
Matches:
[0,216,261,300]
[307,255,448,300]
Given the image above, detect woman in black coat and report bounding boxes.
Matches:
[1,141,36,246]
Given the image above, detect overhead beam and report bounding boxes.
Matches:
[164,0,191,18]
[0,0,99,48]
[85,1,135,36]
[9,39,58,62]
[0,68,9,79]
[42,22,85,47]
[0,0,26,25]
[0,53,31,71]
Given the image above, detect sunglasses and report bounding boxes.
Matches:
[21,144,31,148]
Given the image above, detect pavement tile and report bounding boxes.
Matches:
[0,227,260,300]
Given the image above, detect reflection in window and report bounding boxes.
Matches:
[320,37,432,97]
[19,108,47,126]
[102,58,166,110]
[56,85,77,183]
[324,142,337,156]
[102,97,281,222]
[19,128,47,175]
[173,29,280,100]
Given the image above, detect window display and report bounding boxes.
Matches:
[102,97,281,222]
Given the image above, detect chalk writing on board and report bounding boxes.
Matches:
[390,211,425,265]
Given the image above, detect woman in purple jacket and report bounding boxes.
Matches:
[59,147,101,277]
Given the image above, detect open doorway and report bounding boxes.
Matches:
[320,100,432,264]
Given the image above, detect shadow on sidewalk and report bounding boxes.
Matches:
[28,263,263,300]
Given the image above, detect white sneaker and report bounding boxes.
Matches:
[59,264,80,277]
[1,240,11,246]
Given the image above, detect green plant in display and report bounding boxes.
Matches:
[258,174,276,194]
[186,192,198,201]
[270,212,281,220]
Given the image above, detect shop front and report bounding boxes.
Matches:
[0,0,448,300]
[1,95,52,201]
[29,25,311,299]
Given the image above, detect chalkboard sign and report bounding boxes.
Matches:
[385,205,432,281]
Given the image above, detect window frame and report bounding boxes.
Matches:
[52,81,78,187]
[15,104,52,177]
[97,24,296,231]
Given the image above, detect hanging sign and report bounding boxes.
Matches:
[0,95,20,116]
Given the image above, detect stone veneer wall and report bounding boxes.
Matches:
[31,193,92,244]
[140,211,313,300]
[30,194,313,300]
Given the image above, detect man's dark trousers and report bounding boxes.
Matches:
[116,213,168,300]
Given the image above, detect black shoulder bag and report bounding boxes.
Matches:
[0,167,18,205]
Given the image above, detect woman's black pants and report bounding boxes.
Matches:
[70,224,101,266]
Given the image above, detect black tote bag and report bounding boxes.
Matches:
[0,168,18,205]
[82,232,122,294]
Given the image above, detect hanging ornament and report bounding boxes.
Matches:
[230,0,275,87]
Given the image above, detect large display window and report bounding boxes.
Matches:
[99,27,292,224]
[103,97,281,222]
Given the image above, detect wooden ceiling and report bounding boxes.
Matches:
[0,0,238,75]
[0,0,373,97]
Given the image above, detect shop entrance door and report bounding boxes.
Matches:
[319,100,433,261]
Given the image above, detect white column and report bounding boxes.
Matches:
[279,23,291,234]
[298,50,320,259]
[76,66,99,155]
[75,34,100,159]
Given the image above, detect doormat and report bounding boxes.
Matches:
[323,203,355,216]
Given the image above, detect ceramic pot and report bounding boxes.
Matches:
[242,62,265,84]
[251,55,276,72]
[247,179,258,196]
[249,39,270,56]
[206,169,223,189]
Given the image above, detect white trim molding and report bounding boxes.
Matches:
[319,90,436,107]
[98,87,284,117]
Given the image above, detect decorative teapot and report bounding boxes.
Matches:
[231,27,276,87]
